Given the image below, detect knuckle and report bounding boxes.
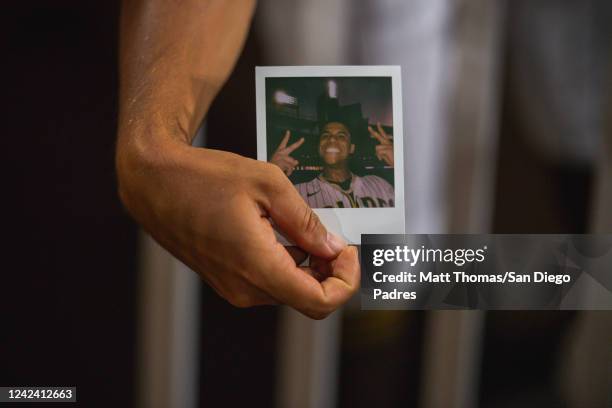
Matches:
[227,292,255,308]
[307,296,335,320]
[307,304,334,320]
[267,161,288,182]
[308,311,329,320]
[266,164,293,194]
[256,162,287,190]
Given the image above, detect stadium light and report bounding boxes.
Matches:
[274,90,297,105]
[327,80,337,98]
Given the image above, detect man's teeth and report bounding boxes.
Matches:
[326,147,340,153]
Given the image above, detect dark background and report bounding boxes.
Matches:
[1,2,138,407]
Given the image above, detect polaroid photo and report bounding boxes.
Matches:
[256,66,405,244]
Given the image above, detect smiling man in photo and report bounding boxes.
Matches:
[271,120,395,208]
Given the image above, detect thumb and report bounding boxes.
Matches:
[267,179,346,259]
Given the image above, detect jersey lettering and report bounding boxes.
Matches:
[296,174,394,209]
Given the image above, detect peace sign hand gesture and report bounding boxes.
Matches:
[368,122,394,167]
[270,130,305,177]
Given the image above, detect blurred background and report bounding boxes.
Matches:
[2,1,611,407]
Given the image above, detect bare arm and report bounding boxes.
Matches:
[118,0,255,146]
[115,0,359,319]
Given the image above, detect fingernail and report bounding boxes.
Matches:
[326,231,347,254]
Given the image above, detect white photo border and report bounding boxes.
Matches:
[256,66,405,244]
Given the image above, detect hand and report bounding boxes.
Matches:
[368,122,394,167]
[270,130,304,176]
[116,137,359,319]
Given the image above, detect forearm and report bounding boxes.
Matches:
[112,0,357,318]
[117,0,256,148]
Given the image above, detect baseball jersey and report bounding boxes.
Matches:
[296,174,394,208]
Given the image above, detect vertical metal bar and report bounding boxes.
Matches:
[420,311,485,408]
[275,308,342,408]
[136,233,175,408]
[420,1,506,408]
[137,236,201,408]
[168,259,201,408]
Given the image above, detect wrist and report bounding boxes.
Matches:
[115,126,189,208]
